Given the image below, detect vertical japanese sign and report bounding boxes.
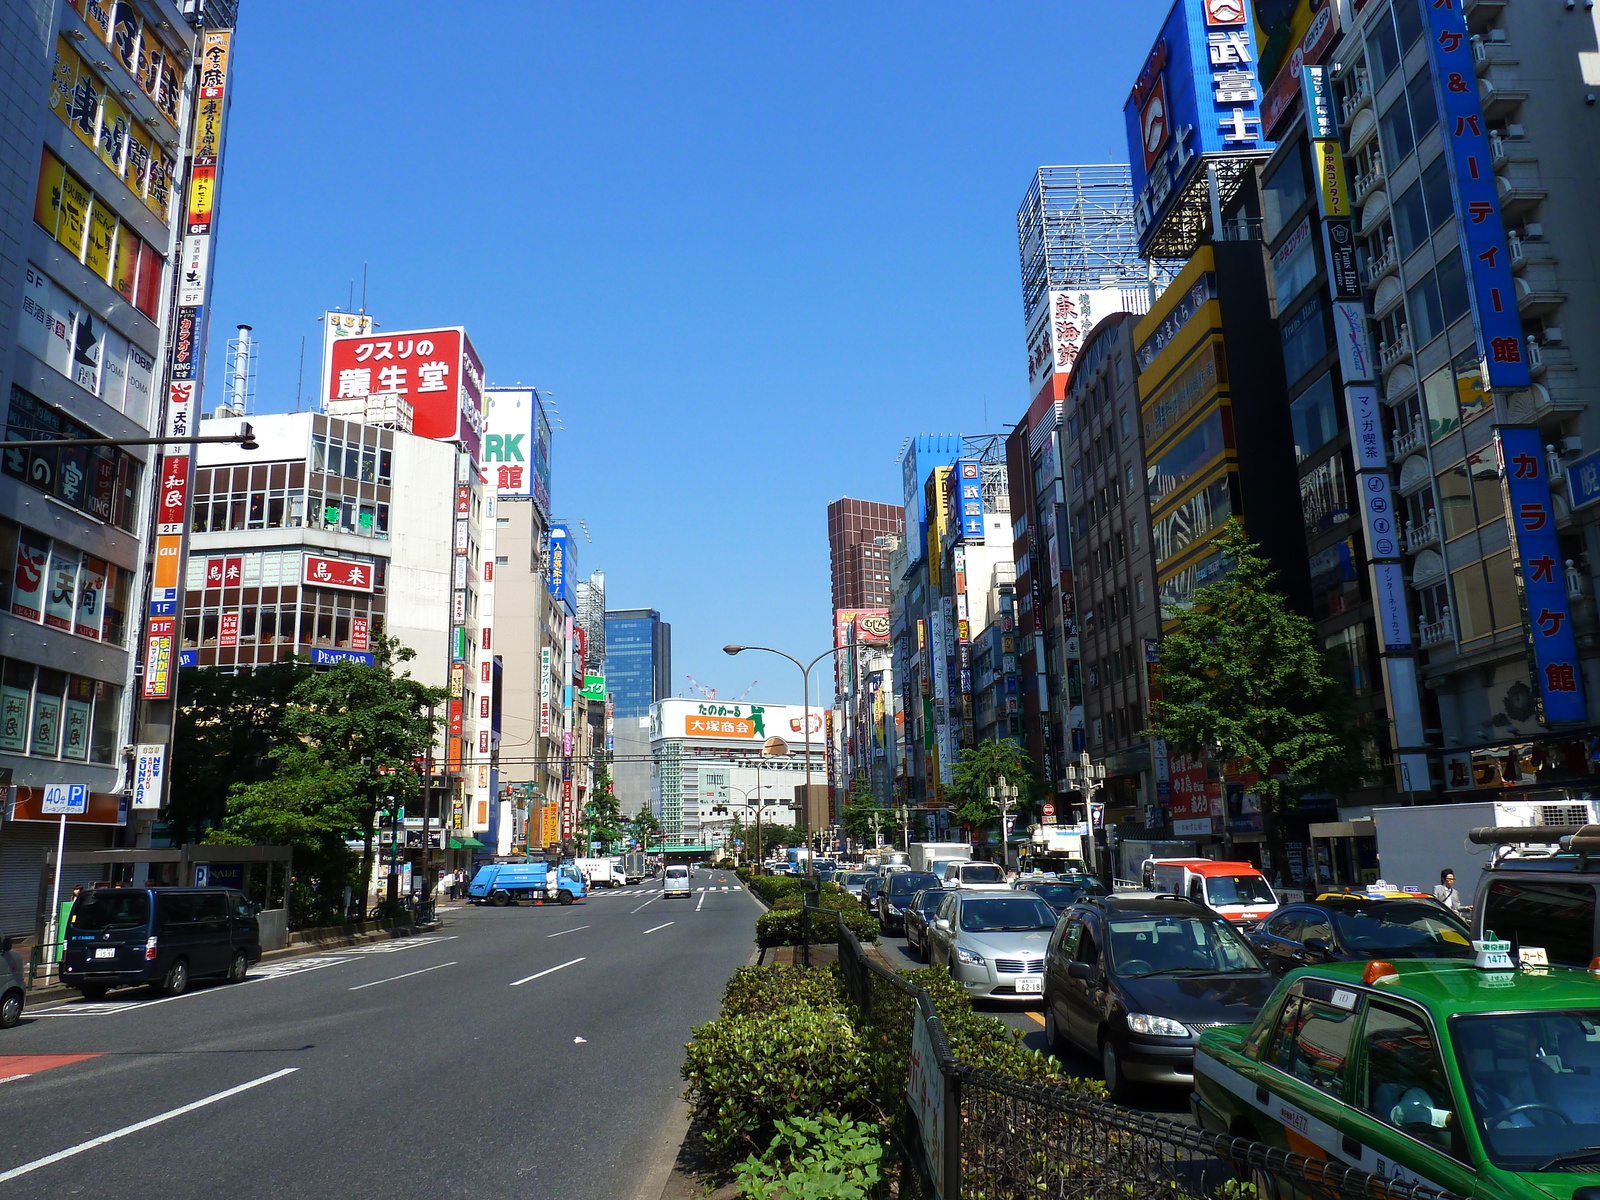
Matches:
[955,461,985,539]
[1425,0,1529,389]
[143,30,233,700]
[1496,426,1585,722]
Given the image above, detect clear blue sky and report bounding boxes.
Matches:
[207,0,1168,705]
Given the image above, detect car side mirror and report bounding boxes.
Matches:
[1067,961,1097,982]
[935,918,951,930]
[1304,937,1332,958]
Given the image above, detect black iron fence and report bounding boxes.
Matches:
[832,912,1464,1200]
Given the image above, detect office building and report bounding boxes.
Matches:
[827,498,903,612]
[604,608,670,721]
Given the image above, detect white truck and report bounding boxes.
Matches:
[909,842,971,875]
[575,857,622,888]
[1372,799,1600,896]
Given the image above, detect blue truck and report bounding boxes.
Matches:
[468,862,587,906]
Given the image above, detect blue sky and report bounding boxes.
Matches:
[207,0,1168,704]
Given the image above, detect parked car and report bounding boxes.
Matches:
[876,871,941,934]
[1192,955,1600,1200]
[61,887,262,999]
[923,890,1058,1003]
[1017,876,1108,913]
[943,862,1010,891]
[1042,895,1275,1099]
[1247,896,1473,973]
[1,936,23,1028]
[903,889,946,959]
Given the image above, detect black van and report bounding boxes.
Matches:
[61,887,262,999]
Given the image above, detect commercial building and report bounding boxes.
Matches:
[0,0,224,935]
[649,699,827,847]
[828,498,903,613]
[832,605,894,806]
[604,608,670,720]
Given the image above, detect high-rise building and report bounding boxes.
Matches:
[827,498,903,613]
[604,608,670,720]
[0,1,225,937]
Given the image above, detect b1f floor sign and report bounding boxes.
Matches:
[41,783,88,814]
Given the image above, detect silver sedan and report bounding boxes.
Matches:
[923,890,1058,1003]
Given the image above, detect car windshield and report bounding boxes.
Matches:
[1454,1010,1600,1171]
[889,872,940,896]
[913,890,944,915]
[960,864,1005,884]
[1107,915,1265,976]
[1026,882,1106,907]
[844,873,874,886]
[70,891,150,931]
[1205,875,1276,906]
[958,897,1056,932]
[1327,903,1473,958]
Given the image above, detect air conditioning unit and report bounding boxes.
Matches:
[1489,27,1510,42]
[1562,434,1584,455]
[1544,325,1566,344]
[1525,222,1545,238]
[1507,123,1526,137]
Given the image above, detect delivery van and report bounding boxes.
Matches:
[61,887,262,999]
[1140,858,1278,924]
[663,864,692,898]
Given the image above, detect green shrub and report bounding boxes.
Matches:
[682,1007,880,1168]
[747,875,805,905]
[757,901,878,947]
[734,1113,885,1200]
[720,964,847,1018]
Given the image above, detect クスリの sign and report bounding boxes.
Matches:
[325,326,485,459]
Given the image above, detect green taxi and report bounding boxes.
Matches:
[1192,950,1600,1199]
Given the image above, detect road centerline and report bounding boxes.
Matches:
[510,957,585,986]
[629,894,660,913]
[546,925,589,938]
[348,961,458,991]
[0,1067,300,1184]
[695,890,707,912]
[642,921,674,934]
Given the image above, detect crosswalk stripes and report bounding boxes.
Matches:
[590,885,740,897]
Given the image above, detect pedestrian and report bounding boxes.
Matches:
[1433,868,1462,912]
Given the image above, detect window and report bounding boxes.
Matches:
[1367,8,1402,85]
[1153,478,1235,565]
[1261,152,1310,243]
[1299,457,1349,536]
[1422,364,1460,442]
[1482,880,1597,969]
[1453,346,1491,424]
[1360,1004,1461,1157]
[1325,624,1373,694]
[1309,539,1359,619]
[1405,69,1438,141]
[1436,251,1470,327]
[4,387,141,531]
[1419,155,1452,235]
[1379,93,1416,169]
[1281,296,1329,384]
[1451,561,1493,640]
[1264,992,1358,1098]
[1407,271,1445,348]
[1393,0,1424,50]
[1394,180,1430,259]
[1289,373,1340,462]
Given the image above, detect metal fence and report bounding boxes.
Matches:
[832,913,1464,1200]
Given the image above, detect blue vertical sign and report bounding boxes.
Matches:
[955,460,985,540]
[547,524,570,603]
[1496,426,1585,722]
[1426,0,1530,390]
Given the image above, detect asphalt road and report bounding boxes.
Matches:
[0,867,758,1199]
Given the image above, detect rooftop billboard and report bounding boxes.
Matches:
[325,326,486,460]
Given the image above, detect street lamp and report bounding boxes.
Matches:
[987,774,1019,870]
[724,643,854,878]
[1065,752,1106,879]
[715,784,779,868]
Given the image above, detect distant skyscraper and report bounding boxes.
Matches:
[827,498,903,613]
[604,609,672,720]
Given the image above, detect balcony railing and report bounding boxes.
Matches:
[1379,325,1413,370]
[1392,421,1426,460]
[1340,68,1372,123]
[1403,510,1441,554]
[1418,609,1455,649]
[1364,236,1397,287]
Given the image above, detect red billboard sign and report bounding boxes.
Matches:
[219,613,238,647]
[157,455,190,532]
[302,555,374,592]
[325,326,484,459]
[351,616,369,651]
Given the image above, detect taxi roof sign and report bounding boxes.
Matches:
[1473,933,1514,970]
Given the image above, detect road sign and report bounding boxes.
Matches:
[41,783,88,815]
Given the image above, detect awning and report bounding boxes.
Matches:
[449,837,486,850]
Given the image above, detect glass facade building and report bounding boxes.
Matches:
[604,608,671,719]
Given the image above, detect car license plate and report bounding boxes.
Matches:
[94,947,116,959]
[1015,975,1042,993]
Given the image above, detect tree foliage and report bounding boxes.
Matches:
[208,637,446,925]
[1145,521,1374,855]
[950,738,1034,832]
[630,807,664,847]
[839,775,884,847]
[583,763,626,851]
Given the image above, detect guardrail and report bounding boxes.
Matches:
[832,912,1463,1200]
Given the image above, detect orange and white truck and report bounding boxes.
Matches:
[1139,858,1278,924]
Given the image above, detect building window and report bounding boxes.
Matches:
[3,387,142,531]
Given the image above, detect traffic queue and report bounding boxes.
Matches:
[833,821,1600,1195]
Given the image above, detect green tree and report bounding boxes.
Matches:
[167,659,313,844]
[839,774,884,848]
[1144,520,1374,874]
[950,738,1035,835]
[583,761,626,851]
[631,807,664,848]
[209,637,446,925]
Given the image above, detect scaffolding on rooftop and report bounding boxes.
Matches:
[1017,165,1172,325]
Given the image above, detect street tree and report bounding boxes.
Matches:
[950,738,1035,837]
[630,807,663,848]
[1144,520,1374,876]
[839,774,884,848]
[209,637,446,924]
[583,762,626,851]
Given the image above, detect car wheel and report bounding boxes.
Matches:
[557,890,574,906]
[160,958,189,997]
[0,989,22,1028]
[225,950,248,984]
[491,891,511,907]
[78,984,109,1002]
[1101,1038,1130,1102]
[1045,1004,1070,1060]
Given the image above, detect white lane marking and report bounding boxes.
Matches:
[695,890,707,912]
[0,1067,299,1184]
[510,957,585,987]
[546,925,589,938]
[629,895,660,914]
[0,1074,33,1084]
[643,922,675,934]
[347,961,458,991]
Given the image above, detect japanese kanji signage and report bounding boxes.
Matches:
[1568,449,1600,512]
[1343,384,1385,470]
[1425,0,1529,390]
[955,460,985,540]
[325,326,485,459]
[1496,425,1585,722]
[485,388,537,498]
[302,555,374,593]
[142,616,174,700]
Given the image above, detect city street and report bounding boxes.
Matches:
[0,869,755,1199]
